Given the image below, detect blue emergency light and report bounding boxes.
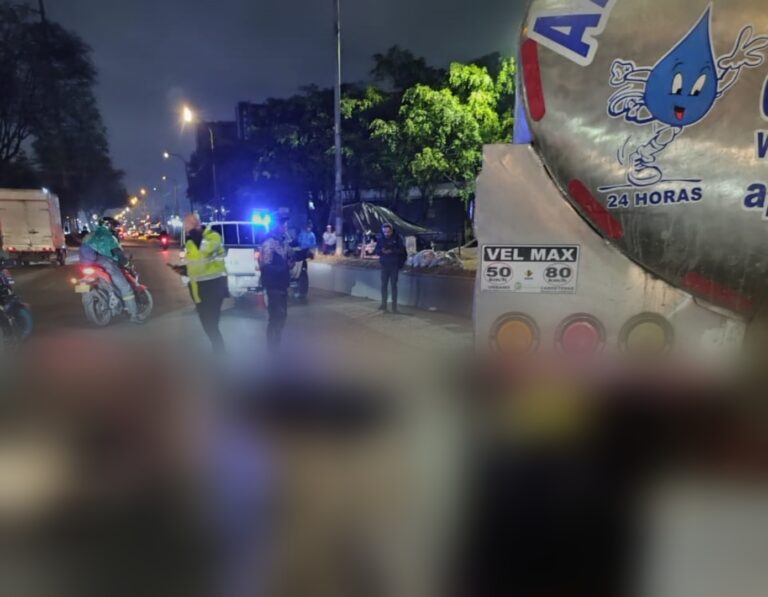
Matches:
[251,211,272,229]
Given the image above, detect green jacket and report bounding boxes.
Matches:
[84,225,120,261]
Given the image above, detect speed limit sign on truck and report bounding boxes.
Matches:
[481,245,580,294]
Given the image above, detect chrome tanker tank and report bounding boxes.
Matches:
[522,0,768,315]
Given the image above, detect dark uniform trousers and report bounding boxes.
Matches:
[195,277,228,353]
[381,263,399,309]
[266,288,288,351]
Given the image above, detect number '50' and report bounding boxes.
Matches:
[487,266,512,277]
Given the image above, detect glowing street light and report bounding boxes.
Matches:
[182,105,196,125]
[179,102,220,208]
[163,151,170,159]
[130,196,139,206]
[140,188,147,196]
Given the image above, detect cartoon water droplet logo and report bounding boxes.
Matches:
[645,9,718,127]
[604,6,768,189]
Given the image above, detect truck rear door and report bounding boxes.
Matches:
[0,201,31,250]
[24,200,54,250]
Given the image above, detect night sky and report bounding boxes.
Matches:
[47,0,527,195]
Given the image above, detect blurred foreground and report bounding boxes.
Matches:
[2,246,767,597]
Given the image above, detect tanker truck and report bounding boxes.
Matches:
[475,0,768,361]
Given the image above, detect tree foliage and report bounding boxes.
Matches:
[0,2,124,215]
[189,47,515,223]
[371,56,516,202]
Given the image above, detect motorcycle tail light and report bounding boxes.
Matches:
[82,267,96,276]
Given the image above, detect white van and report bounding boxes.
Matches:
[181,221,265,298]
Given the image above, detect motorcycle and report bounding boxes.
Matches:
[289,247,313,301]
[73,259,153,326]
[159,233,170,251]
[0,265,33,349]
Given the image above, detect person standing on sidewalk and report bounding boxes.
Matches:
[322,225,337,255]
[170,214,228,353]
[295,221,317,300]
[375,223,406,313]
[259,216,294,352]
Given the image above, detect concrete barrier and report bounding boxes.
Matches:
[308,261,475,318]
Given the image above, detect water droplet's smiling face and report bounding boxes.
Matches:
[644,9,718,127]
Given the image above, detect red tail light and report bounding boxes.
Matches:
[556,315,606,354]
[82,267,96,276]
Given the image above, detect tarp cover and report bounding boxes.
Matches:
[343,203,436,237]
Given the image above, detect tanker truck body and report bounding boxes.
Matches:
[475,0,768,360]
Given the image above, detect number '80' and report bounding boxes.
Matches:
[546,266,572,279]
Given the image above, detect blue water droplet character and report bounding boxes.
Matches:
[606,6,768,187]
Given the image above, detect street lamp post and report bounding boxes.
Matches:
[207,126,220,212]
[162,175,180,218]
[163,152,194,213]
[182,105,220,212]
[333,0,343,256]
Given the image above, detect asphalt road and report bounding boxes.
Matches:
[9,240,473,358]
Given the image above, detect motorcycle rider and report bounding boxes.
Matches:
[80,219,141,323]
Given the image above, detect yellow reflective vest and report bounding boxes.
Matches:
[185,228,226,303]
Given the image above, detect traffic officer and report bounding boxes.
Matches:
[258,216,293,352]
[171,214,228,353]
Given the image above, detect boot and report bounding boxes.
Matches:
[126,298,143,324]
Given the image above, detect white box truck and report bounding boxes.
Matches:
[0,189,67,265]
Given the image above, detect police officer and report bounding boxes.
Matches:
[171,214,228,353]
[258,216,293,352]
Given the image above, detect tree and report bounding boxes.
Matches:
[0,2,125,215]
[371,57,516,206]
[0,3,38,164]
[371,46,446,93]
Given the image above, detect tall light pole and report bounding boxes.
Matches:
[162,175,180,217]
[333,0,343,255]
[182,105,220,214]
[163,152,194,214]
